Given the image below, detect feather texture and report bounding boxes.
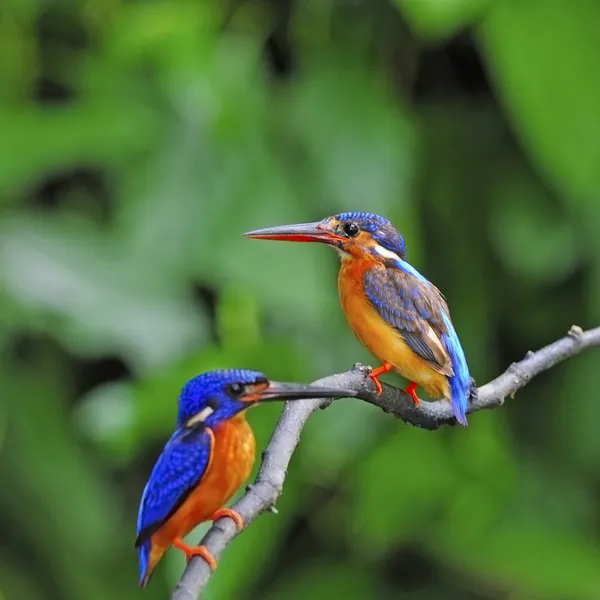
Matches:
[363,266,453,375]
[177,369,266,426]
[340,258,470,425]
[136,426,213,549]
[440,313,470,426]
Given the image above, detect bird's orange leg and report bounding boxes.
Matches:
[404,381,421,407]
[171,510,243,571]
[172,538,218,571]
[369,362,393,395]
[211,508,244,532]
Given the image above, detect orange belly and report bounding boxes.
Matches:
[338,262,449,399]
[148,415,256,572]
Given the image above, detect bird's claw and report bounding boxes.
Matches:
[369,372,384,395]
[368,362,393,396]
[172,539,218,571]
[404,382,421,406]
[468,379,478,403]
[211,508,244,532]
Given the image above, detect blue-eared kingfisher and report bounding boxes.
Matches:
[135,368,356,587]
[243,212,471,426]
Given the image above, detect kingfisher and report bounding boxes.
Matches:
[135,368,356,587]
[243,212,471,426]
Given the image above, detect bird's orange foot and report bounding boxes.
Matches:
[172,538,218,571]
[404,381,421,407]
[368,362,393,395]
[211,508,244,532]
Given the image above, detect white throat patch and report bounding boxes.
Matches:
[334,246,351,260]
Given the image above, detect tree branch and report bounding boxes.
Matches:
[171,324,600,600]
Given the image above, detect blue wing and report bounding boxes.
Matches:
[135,425,213,548]
[363,264,453,375]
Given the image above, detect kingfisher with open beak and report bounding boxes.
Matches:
[135,368,356,587]
[244,212,471,426]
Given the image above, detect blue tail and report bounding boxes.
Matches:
[138,540,152,588]
[441,313,470,426]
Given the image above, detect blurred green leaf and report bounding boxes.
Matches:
[263,562,374,600]
[0,9,36,103]
[345,427,456,555]
[0,214,206,368]
[287,58,416,213]
[394,0,490,40]
[449,410,515,490]
[555,352,600,475]
[480,0,600,205]
[0,556,45,600]
[1,360,141,600]
[489,172,580,283]
[0,103,159,196]
[436,523,600,599]
[217,286,262,348]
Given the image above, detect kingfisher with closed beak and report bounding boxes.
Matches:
[135,368,356,587]
[244,212,471,426]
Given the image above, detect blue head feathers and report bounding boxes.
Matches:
[177,369,268,427]
[334,212,407,259]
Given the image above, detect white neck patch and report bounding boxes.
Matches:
[373,244,401,262]
[186,406,214,427]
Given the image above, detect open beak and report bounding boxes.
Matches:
[250,381,357,402]
[243,221,345,245]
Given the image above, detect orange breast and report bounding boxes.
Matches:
[151,415,256,551]
[338,260,449,399]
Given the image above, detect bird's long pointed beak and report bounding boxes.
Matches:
[243,221,344,245]
[253,381,357,402]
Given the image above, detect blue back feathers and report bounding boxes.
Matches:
[177,368,267,426]
[136,427,213,585]
[335,212,407,259]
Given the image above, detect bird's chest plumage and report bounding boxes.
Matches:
[339,260,384,349]
[202,417,256,510]
[338,261,448,398]
[160,416,256,541]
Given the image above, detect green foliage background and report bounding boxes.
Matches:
[1,0,599,598]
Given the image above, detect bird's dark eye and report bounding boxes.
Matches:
[343,222,360,238]
[228,383,244,397]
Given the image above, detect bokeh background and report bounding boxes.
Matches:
[2,0,600,599]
